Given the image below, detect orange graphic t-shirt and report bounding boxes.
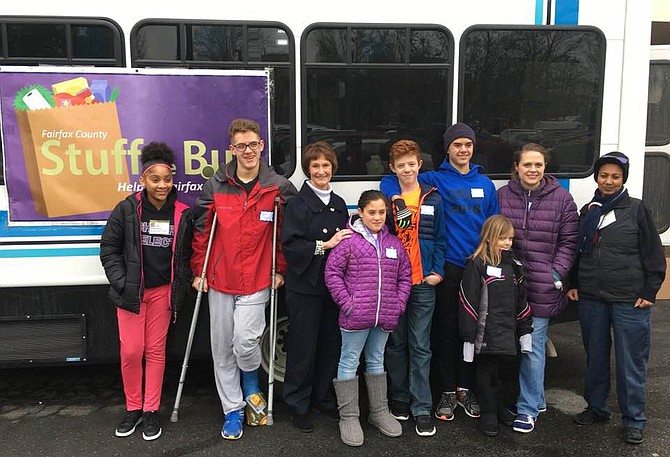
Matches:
[396,188,423,285]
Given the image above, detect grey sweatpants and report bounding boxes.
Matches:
[208,288,269,414]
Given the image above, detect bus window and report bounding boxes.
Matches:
[303,25,453,178]
[460,26,606,178]
[0,17,125,186]
[131,20,296,177]
[647,61,670,146]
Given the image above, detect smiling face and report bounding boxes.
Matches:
[231,130,264,175]
[515,149,546,190]
[597,163,624,196]
[389,154,422,186]
[358,198,387,234]
[447,137,474,173]
[309,154,333,190]
[140,164,173,209]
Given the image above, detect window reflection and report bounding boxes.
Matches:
[304,25,453,177]
[647,62,670,146]
[305,29,347,63]
[461,28,605,177]
[191,25,243,61]
[352,29,405,63]
[7,24,67,58]
[136,25,179,60]
[410,30,450,63]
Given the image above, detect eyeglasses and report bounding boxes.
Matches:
[232,141,262,152]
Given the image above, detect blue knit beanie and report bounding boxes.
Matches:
[443,123,476,150]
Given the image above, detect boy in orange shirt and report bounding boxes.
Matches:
[381,140,447,436]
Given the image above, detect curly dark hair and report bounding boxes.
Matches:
[141,142,175,166]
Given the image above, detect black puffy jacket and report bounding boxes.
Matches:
[100,189,194,317]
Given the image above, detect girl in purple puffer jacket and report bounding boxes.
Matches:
[325,190,412,447]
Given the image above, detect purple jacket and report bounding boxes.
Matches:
[325,216,412,331]
[497,175,579,317]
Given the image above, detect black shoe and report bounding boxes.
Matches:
[313,405,340,421]
[497,407,515,427]
[142,411,162,441]
[390,401,410,421]
[291,412,314,433]
[480,414,499,437]
[414,415,436,437]
[115,410,142,437]
[574,408,611,425]
[623,427,644,444]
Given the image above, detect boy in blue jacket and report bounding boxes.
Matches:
[381,139,447,437]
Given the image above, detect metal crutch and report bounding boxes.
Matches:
[170,213,217,423]
[266,196,280,425]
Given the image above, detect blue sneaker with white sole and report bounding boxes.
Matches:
[512,414,535,433]
[222,409,244,440]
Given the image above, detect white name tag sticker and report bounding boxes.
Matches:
[149,220,170,235]
[420,205,435,216]
[599,210,617,229]
[260,211,274,222]
[471,188,484,198]
[385,247,398,259]
[486,265,502,278]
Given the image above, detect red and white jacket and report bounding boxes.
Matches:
[190,160,297,295]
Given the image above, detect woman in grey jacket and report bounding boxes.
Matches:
[567,151,666,445]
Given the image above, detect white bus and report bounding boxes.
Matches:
[0,0,667,372]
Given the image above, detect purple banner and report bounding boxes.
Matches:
[0,69,269,222]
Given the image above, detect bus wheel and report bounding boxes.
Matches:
[260,315,289,383]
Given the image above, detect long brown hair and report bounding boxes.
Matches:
[471,215,514,266]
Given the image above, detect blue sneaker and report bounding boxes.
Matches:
[512,414,535,433]
[222,409,244,440]
[537,404,547,414]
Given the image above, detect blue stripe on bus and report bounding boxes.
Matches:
[0,247,100,258]
[0,211,105,237]
[555,0,579,25]
[535,0,544,24]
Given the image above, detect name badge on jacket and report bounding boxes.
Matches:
[260,211,274,222]
[386,247,398,259]
[486,265,502,278]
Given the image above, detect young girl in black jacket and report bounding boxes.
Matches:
[100,142,193,441]
[459,215,532,437]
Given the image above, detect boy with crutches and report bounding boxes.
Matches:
[191,119,296,440]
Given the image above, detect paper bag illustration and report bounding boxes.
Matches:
[15,102,130,218]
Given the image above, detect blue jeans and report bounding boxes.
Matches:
[517,316,549,418]
[338,327,390,380]
[578,298,651,429]
[386,283,435,416]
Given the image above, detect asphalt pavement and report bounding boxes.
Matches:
[1,301,669,457]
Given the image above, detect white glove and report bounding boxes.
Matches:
[463,342,475,362]
[519,334,532,353]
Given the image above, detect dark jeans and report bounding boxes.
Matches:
[283,290,341,415]
[578,298,652,429]
[432,262,474,393]
[386,283,436,416]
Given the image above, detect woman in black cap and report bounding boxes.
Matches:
[566,151,666,445]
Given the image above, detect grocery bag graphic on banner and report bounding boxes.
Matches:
[13,78,130,218]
